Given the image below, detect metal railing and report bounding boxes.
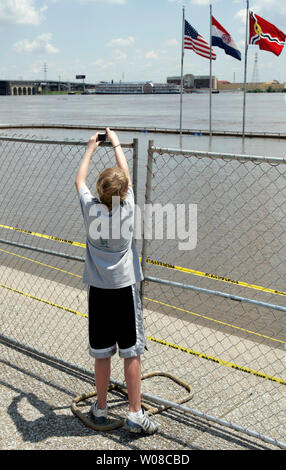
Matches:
[1,123,286,138]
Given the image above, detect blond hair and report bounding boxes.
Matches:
[96,167,129,210]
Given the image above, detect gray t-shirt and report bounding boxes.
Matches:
[78,183,143,289]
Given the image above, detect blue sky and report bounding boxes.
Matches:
[1,0,286,84]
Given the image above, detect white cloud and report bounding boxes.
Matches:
[13,33,60,54]
[168,0,219,7]
[91,59,103,66]
[79,0,126,4]
[249,0,282,7]
[235,0,286,23]
[91,59,115,69]
[106,36,134,47]
[0,0,46,25]
[113,49,127,60]
[145,50,158,59]
[190,0,213,4]
[235,8,248,25]
[165,38,178,47]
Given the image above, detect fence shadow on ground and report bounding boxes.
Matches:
[1,345,272,451]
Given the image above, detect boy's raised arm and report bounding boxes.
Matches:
[106,128,132,186]
[75,133,100,192]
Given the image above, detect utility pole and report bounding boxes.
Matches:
[251,52,259,84]
[43,63,48,93]
[43,63,47,81]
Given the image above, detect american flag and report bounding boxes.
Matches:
[184,20,216,60]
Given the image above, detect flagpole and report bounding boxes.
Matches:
[242,0,249,141]
[180,5,185,149]
[209,4,213,139]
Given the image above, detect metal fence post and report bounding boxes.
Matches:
[132,138,139,205]
[140,140,154,302]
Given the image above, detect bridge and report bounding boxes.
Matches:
[0,80,95,96]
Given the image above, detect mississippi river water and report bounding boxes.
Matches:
[0,91,286,150]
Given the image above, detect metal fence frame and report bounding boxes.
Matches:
[139,140,286,449]
[0,135,139,383]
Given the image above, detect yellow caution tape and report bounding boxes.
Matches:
[1,247,284,345]
[1,222,285,297]
[144,297,285,345]
[0,248,82,279]
[0,278,284,386]
[147,336,286,386]
[145,258,286,297]
[0,282,87,319]
[0,223,85,248]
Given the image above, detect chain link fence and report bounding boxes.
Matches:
[1,135,286,448]
[140,141,286,448]
[0,134,138,392]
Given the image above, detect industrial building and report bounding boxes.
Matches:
[94,81,180,94]
[167,74,218,91]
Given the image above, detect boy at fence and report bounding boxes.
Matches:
[75,127,158,434]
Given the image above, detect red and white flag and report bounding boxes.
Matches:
[249,11,286,56]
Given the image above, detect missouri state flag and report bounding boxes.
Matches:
[211,16,241,60]
[249,11,286,56]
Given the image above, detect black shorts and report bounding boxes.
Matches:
[88,283,146,359]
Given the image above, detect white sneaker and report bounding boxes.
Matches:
[90,402,108,425]
[124,409,159,434]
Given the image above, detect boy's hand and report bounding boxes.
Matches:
[106,128,120,147]
[87,133,101,152]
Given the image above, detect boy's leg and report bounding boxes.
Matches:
[95,357,111,409]
[124,355,159,434]
[124,355,142,412]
